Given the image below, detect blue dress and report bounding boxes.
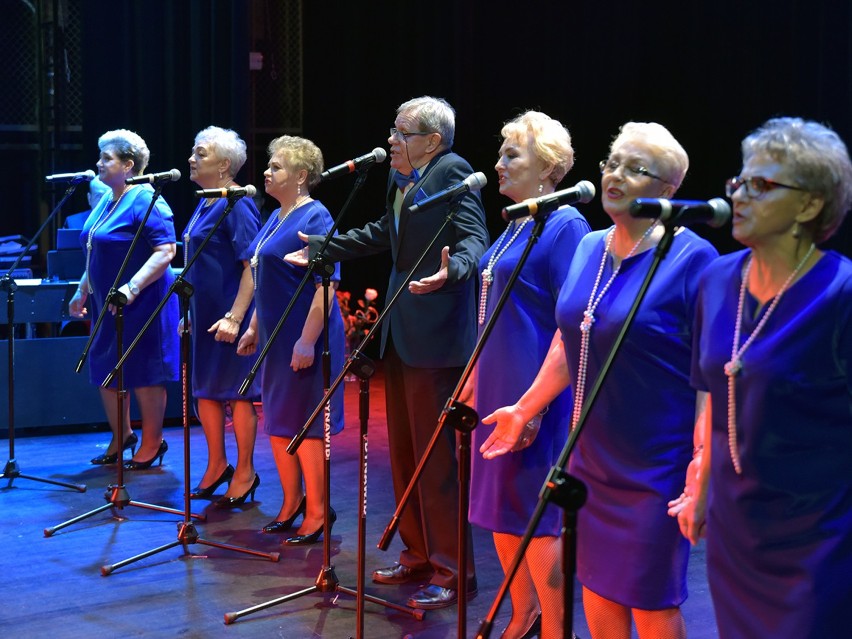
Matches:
[555,227,717,609]
[80,185,179,388]
[182,197,261,400]
[692,250,852,638]
[248,201,344,438]
[469,207,590,536]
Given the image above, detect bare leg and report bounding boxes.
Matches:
[98,386,133,455]
[195,398,228,488]
[129,385,167,462]
[633,606,686,639]
[269,435,305,522]
[494,532,540,639]
[293,437,324,535]
[583,586,632,639]
[227,399,258,489]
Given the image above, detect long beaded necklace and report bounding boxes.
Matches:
[723,243,816,474]
[85,185,135,293]
[250,196,307,289]
[184,179,234,269]
[571,222,659,430]
[478,218,531,325]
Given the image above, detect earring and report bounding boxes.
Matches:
[297,184,302,196]
[792,222,802,238]
[538,183,544,194]
[219,171,223,180]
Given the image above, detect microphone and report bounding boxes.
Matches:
[194,184,257,199]
[502,180,596,221]
[125,169,181,185]
[45,170,96,183]
[408,172,488,214]
[321,147,387,180]
[629,197,731,228]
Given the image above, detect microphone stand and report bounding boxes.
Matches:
[475,221,679,639]
[225,167,423,631]
[45,182,187,538]
[375,210,553,638]
[100,193,279,575]
[1,179,86,492]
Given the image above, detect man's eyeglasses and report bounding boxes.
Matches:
[390,128,431,141]
[724,176,807,199]
[599,158,667,183]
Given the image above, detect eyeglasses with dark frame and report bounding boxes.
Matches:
[390,128,432,142]
[724,175,807,199]
[599,158,667,183]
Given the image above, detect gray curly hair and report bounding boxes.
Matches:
[742,117,852,243]
[98,129,150,175]
[194,126,248,177]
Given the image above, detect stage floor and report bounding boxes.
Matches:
[0,367,718,638]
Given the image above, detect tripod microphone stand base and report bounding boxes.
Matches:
[101,520,280,576]
[223,566,425,625]
[2,458,86,492]
[43,482,204,537]
[224,357,424,629]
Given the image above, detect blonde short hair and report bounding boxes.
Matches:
[267,135,325,192]
[501,110,574,187]
[610,122,689,192]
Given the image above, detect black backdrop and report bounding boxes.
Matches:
[5,0,851,303]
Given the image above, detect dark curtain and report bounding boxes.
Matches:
[3,0,850,279]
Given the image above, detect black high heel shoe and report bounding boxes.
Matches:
[214,473,260,509]
[282,507,336,546]
[124,440,168,470]
[91,433,138,465]
[189,464,235,499]
[262,496,307,534]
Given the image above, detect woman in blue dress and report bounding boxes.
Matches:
[69,129,179,469]
[183,126,262,507]
[468,111,590,639]
[483,122,718,639]
[672,117,852,638]
[237,136,344,545]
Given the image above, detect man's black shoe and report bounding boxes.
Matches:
[406,579,478,610]
[371,563,433,585]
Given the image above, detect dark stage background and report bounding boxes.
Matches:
[3,0,850,306]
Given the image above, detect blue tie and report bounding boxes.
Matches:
[393,168,420,191]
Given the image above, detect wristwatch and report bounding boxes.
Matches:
[224,311,241,324]
[128,281,140,296]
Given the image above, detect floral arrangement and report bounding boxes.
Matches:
[337,288,380,352]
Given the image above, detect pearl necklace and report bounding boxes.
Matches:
[85,185,135,293]
[724,243,816,474]
[183,206,205,270]
[478,218,531,325]
[250,197,307,289]
[571,222,658,430]
[183,182,232,270]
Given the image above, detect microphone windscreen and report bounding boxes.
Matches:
[576,180,596,203]
[244,185,257,197]
[372,148,387,163]
[706,197,732,228]
[467,172,487,191]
